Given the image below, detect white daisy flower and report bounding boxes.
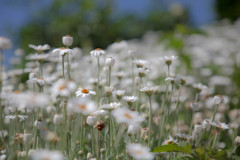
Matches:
[140,87,155,97]
[160,55,178,66]
[102,102,121,111]
[112,107,144,125]
[51,79,77,98]
[5,115,27,122]
[211,122,229,130]
[90,48,106,57]
[0,37,12,49]
[123,96,139,106]
[67,99,97,115]
[27,77,52,87]
[75,88,96,98]
[162,136,178,145]
[29,44,50,53]
[52,47,72,56]
[135,59,147,68]
[113,89,125,100]
[30,149,64,160]
[26,53,49,62]
[126,143,154,160]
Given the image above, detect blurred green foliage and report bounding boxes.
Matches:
[216,0,240,21]
[20,0,187,52]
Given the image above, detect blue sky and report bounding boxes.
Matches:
[0,0,216,66]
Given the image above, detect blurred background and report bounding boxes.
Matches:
[1,0,240,67]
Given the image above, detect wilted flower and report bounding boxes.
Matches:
[126,143,154,160]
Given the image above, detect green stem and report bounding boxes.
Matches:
[131,57,134,94]
[62,56,65,78]
[97,57,100,108]
[0,49,3,131]
[67,53,71,80]
[148,96,152,148]
[33,108,40,149]
[108,67,111,86]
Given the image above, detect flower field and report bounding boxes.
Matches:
[0,22,240,160]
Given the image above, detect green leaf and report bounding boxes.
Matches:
[153,144,192,154]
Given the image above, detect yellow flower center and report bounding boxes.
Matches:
[168,141,173,144]
[59,85,66,90]
[96,48,102,51]
[135,150,143,155]
[78,105,86,110]
[81,89,89,94]
[65,35,71,37]
[14,90,21,94]
[61,47,66,50]
[124,113,132,119]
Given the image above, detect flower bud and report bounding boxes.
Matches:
[62,35,73,47]
[105,57,115,67]
[234,136,240,146]
[86,115,97,126]
[53,114,63,125]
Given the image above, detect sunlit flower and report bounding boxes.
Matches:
[62,35,73,47]
[52,47,72,56]
[112,107,144,125]
[90,48,105,57]
[126,143,154,160]
[29,44,50,53]
[162,136,178,145]
[75,88,96,98]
